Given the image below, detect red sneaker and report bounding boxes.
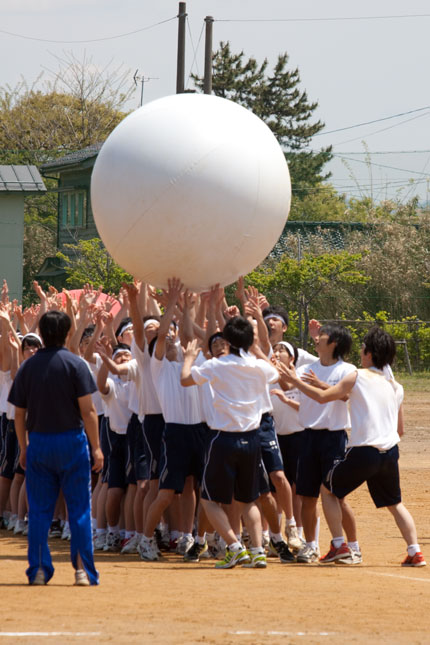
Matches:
[320,540,350,563]
[402,552,426,567]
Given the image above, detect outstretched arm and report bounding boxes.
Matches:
[154,277,183,361]
[180,339,201,387]
[278,362,357,403]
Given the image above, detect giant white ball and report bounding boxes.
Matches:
[91,93,291,291]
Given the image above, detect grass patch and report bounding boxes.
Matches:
[396,372,430,392]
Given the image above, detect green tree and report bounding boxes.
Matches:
[0,53,134,301]
[246,249,368,346]
[192,42,332,188]
[57,238,132,294]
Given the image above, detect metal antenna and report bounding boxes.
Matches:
[133,69,159,106]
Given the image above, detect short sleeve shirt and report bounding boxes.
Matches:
[8,346,97,433]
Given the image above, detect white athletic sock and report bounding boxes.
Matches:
[307,541,318,550]
[91,518,97,530]
[269,531,283,543]
[348,541,360,552]
[297,526,304,539]
[228,541,243,552]
[96,528,106,536]
[125,530,134,540]
[262,529,269,539]
[332,536,344,549]
[108,525,120,534]
[170,530,180,541]
[407,544,420,556]
[250,546,264,554]
[183,532,192,540]
[119,529,126,539]
[196,534,206,545]
[235,533,241,542]
[285,517,296,527]
[315,516,320,543]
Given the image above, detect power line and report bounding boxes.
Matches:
[329,150,430,155]
[331,112,430,146]
[314,106,430,137]
[335,155,430,176]
[216,13,430,23]
[185,18,204,89]
[0,15,177,44]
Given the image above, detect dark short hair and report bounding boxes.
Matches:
[39,311,71,348]
[208,331,224,355]
[363,326,396,369]
[319,323,352,360]
[148,336,158,357]
[22,336,42,351]
[112,342,131,357]
[80,325,95,343]
[223,316,254,355]
[262,305,289,328]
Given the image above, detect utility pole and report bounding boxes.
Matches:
[176,2,187,93]
[133,70,159,106]
[203,16,214,94]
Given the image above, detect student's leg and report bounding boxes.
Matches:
[200,499,237,545]
[269,470,294,520]
[179,475,196,535]
[134,479,148,534]
[224,498,242,537]
[144,488,175,537]
[9,472,24,516]
[124,483,136,532]
[386,502,418,546]
[106,487,124,527]
[301,496,318,542]
[320,485,343,538]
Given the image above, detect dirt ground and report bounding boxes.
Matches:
[1,390,429,645]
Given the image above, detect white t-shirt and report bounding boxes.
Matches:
[101,376,132,434]
[4,371,15,420]
[191,353,278,432]
[132,340,162,415]
[151,356,203,425]
[297,360,356,431]
[347,368,403,451]
[296,348,319,369]
[270,385,303,435]
[84,355,104,417]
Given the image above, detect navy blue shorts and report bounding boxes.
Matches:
[126,413,148,484]
[326,444,402,508]
[296,428,347,498]
[158,422,206,493]
[277,431,305,486]
[100,417,110,483]
[0,420,23,480]
[106,427,128,490]
[258,413,284,494]
[202,429,261,505]
[143,414,165,480]
[0,413,7,462]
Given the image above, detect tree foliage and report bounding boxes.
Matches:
[192,42,332,188]
[57,238,132,294]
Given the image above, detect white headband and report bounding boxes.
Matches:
[143,318,160,330]
[23,332,42,345]
[112,347,131,360]
[264,314,287,326]
[274,341,295,357]
[118,322,133,336]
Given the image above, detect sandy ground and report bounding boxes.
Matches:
[0,390,429,645]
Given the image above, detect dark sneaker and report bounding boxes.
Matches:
[184,540,208,563]
[270,538,295,563]
[48,519,62,538]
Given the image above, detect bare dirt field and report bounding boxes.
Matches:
[1,385,429,645]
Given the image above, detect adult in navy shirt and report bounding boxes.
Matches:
[9,311,103,586]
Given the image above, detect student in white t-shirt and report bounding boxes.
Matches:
[281,326,426,567]
[281,323,358,564]
[139,279,206,562]
[181,316,280,569]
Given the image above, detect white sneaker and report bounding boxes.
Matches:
[7,515,17,531]
[138,536,160,561]
[13,519,26,535]
[176,534,194,555]
[94,532,107,550]
[121,534,140,554]
[74,569,90,586]
[103,531,122,552]
[31,569,46,585]
[61,524,71,541]
[286,524,304,552]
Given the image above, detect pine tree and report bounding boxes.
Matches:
[192,42,332,189]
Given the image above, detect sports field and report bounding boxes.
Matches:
[1,376,429,644]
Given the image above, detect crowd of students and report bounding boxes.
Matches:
[0,275,426,570]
